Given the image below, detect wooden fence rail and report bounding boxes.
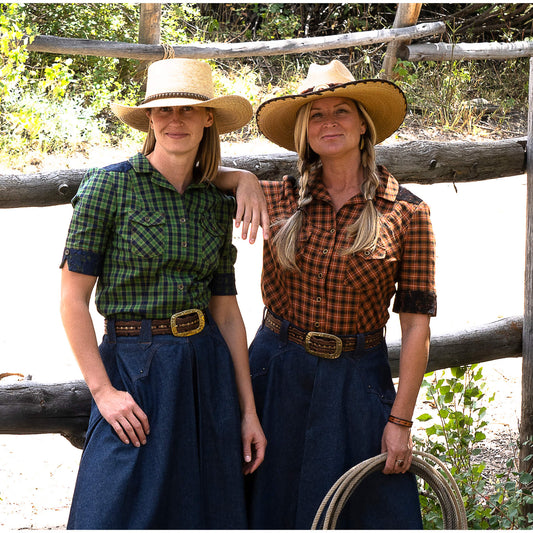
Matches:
[401,40,533,61]
[18,22,445,61]
[0,138,526,209]
[0,316,522,449]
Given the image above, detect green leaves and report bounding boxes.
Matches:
[415,365,533,529]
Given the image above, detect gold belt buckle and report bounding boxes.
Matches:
[304,331,342,359]
[170,309,205,337]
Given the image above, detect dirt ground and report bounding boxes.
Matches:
[0,137,527,530]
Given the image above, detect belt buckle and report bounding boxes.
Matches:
[304,331,342,359]
[170,309,205,337]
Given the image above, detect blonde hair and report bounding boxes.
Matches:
[142,108,221,183]
[272,99,381,271]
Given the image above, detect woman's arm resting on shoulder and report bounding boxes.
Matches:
[216,167,270,243]
[208,295,267,474]
[381,312,430,474]
[60,263,150,447]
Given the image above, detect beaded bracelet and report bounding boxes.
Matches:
[388,414,413,428]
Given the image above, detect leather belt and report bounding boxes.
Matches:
[264,309,383,359]
[106,309,206,337]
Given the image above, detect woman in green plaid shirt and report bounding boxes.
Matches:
[60,58,266,529]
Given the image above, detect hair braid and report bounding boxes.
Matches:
[272,99,382,269]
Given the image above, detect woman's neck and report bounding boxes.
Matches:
[320,152,365,196]
[146,148,196,194]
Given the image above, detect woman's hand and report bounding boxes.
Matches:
[234,172,270,243]
[215,167,270,243]
[381,421,413,474]
[241,411,267,475]
[94,387,150,448]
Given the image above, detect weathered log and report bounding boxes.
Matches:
[18,22,445,61]
[400,40,533,62]
[137,3,162,78]
[0,316,523,447]
[382,3,422,80]
[0,139,526,208]
[0,380,91,448]
[520,57,533,515]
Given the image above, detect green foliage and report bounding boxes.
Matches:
[0,4,31,97]
[415,365,533,529]
[0,3,530,163]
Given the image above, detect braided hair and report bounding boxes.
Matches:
[272,99,381,270]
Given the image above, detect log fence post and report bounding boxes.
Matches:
[520,56,533,518]
[381,3,422,79]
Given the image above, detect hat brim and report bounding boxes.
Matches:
[111,95,252,134]
[256,79,407,152]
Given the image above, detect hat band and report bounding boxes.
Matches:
[142,91,210,105]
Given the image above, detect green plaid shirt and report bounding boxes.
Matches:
[60,153,237,319]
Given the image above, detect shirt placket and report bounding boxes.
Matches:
[308,205,338,333]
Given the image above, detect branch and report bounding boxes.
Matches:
[18,22,445,60]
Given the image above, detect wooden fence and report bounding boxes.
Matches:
[1,7,532,493]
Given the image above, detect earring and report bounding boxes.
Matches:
[359,136,365,151]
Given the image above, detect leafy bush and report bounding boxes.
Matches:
[415,365,533,529]
[0,3,530,162]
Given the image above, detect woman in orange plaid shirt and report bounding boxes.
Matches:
[221,59,436,529]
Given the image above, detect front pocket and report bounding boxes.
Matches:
[126,209,167,257]
[345,244,398,295]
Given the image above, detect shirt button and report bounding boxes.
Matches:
[64,249,70,255]
[314,321,320,328]
[144,216,150,223]
[330,228,336,234]
[178,284,184,291]
[316,297,322,302]
[318,273,323,279]
[182,242,188,247]
[180,217,187,223]
[322,249,328,254]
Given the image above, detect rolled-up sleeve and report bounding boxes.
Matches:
[393,201,437,316]
[209,195,238,296]
[59,168,116,276]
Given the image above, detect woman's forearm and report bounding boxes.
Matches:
[392,313,431,420]
[208,295,256,414]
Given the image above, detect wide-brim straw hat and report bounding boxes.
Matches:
[111,58,252,134]
[256,60,407,152]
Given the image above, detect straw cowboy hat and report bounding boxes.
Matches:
[256,59,407,152]
[111,58,252,134]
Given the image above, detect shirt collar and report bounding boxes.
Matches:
[129,152,212,192]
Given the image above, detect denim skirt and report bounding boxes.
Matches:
[67,314,247,530]
[247,320,422,530]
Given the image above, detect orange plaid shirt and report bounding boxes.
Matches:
[260,166,437,335]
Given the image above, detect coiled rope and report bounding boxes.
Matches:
[312,451,468,530]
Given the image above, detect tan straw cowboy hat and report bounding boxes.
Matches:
[111,58,252,134]
[256,59,407,152]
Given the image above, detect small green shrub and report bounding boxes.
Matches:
[415,365,533,529]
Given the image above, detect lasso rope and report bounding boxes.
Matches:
[312,451,468,530]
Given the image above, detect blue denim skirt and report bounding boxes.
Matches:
[247,320,422,530]
[67,314,247,530]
